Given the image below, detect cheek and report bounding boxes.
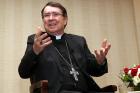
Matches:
[61,21,67,27]
[43,18,48,25]
[43,20,47,25]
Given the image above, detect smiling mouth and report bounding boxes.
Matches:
[49,23,56,27]
[48,21,57,27]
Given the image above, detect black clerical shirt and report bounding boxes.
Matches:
[49,34,88,92]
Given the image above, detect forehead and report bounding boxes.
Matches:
[43,6,62,13]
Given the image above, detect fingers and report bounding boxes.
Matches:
[41,37,51,44]
[94,48,105,58]
[41,39,52,47]
[100,48,105,57]
[35,26,43,38]
[104,43,111,55]
[94,49,99,57]
[101,39,111,55]
[94,39,111,64]
[39,33,48,42]
[34,26,49,44]
[94,49,105,64]
[33,26,52,55]
[101,39,107,48]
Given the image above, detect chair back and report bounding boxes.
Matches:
[30,80,117,93]
[30,80,48,93]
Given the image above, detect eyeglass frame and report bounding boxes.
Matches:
[43,12,63,18]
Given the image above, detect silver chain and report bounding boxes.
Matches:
[53,40,79,81]
[53,40,74,68]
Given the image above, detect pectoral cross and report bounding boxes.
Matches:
[70,67,79,81]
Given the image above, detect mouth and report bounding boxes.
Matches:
[48,21,57,28]
[48,23,56,27]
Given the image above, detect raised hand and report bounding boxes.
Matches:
[33,27,52,55]
[94,39,111,64]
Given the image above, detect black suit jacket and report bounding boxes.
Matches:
[18,33,108,93]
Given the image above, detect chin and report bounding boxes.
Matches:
[47,29,58,34]
[48,29,57,32]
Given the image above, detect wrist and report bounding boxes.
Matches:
[33,45,40,55]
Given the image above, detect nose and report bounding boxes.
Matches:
[49,14,54,20]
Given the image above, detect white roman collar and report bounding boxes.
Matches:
[55,35,62,40]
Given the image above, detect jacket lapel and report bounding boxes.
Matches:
[64,34,82,68]
[45,44,65,74]
[46,34,83,72]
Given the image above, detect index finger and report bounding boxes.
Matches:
[35,26,43,38]
[104,43,111,55]
[101,39,107,48]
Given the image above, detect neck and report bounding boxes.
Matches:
[46,32,65,40]
[45,29,64,36]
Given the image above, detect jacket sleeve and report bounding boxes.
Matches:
[18,35,38,79]
[82,37,108,77]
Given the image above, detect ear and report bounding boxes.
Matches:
[64,17,68,26]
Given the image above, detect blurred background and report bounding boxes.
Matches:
[0,0,140,93]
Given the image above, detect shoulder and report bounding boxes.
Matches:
[66,33,85,40]
[65,33,87,45]
[28,34,35,40]
[26,34,35,44]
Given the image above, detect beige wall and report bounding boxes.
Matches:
[133,0,140,61]
[0,0,140,93]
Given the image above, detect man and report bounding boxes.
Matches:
[18,1,111,93]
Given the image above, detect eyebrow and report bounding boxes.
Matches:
[43,11,62,14]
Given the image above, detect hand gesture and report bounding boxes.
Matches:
[94,39,111,64]
[33,27,52,55]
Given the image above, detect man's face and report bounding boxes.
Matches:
[42,6,67,35]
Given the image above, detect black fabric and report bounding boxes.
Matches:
[52,34,88,92]
[18,33,108,93]
[59,90,82,93]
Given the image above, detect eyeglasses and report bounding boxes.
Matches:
[43,12,63,18]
